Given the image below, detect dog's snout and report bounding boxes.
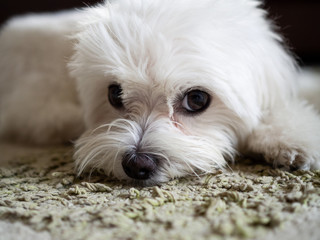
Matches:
[122,152,158,180]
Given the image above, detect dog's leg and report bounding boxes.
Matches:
[246,99,320,170]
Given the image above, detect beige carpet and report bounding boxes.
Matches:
[0,143,319,240]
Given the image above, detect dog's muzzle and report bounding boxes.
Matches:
[122,152,158,180]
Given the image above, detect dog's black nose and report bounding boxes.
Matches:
[122,152,158,180]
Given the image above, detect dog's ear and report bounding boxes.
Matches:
[253,26,298,105]
[248,1,298,107]
[215,15,298,128]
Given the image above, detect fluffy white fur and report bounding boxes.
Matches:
[0,0,320,184]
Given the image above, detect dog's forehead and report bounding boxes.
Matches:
[115,63,212,102]
[108,37,206,97]
[118,74,180,102]
[98,1,223,96]
[108,37,215,100]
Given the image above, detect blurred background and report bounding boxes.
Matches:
[1,0,320,65]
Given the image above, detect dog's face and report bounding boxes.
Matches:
[70,0,295,184]
[73,60,239,185]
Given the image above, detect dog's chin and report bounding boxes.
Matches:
[121,174,171,187]
[117,164,205,186]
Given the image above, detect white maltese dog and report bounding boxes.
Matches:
[0,0,320,185]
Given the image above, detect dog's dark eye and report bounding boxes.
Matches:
[108,84,123,109]
[182,90,210,113]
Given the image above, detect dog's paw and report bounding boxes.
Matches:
[263,146,311,170]
[247,131,320,170]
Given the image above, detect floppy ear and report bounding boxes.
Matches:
[255,36,298,103]
[205,35,298,131]
[182,0,299,129]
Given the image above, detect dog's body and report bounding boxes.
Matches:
[1,0,320,185]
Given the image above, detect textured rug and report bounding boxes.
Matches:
[0,144,320,240]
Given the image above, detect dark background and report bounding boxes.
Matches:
[1,0,319,65]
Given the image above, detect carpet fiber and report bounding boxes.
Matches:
[0,144,319,240]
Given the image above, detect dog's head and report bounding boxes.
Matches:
[69,0,296,185]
